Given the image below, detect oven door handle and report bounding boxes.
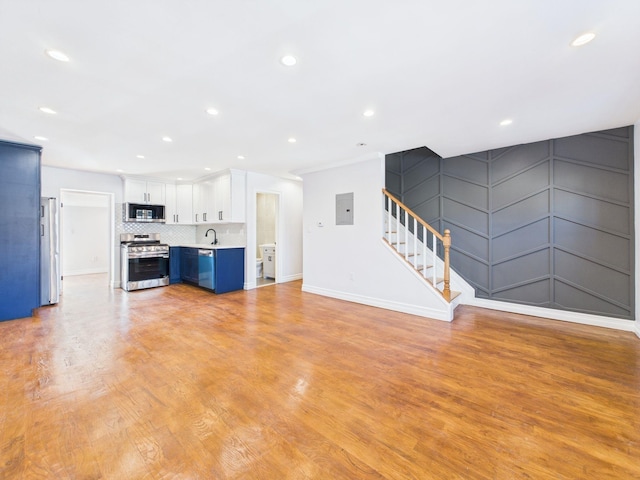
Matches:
[127,252,170,260]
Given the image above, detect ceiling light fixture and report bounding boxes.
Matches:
[281,55,297,66]
[363,110,375,117]
[39,106,57,115]
[34,136,48,141]
[136,155,145,159]
[237,155,245,160]
[204,167,211,171]
[571,32,596,47]
[116,169,124,173]
[45,49,70,62]
[206,107,219,116]
[162,136,173,142]
[288,137,297,143]
[500,119,513,126]
[177,177,183,181]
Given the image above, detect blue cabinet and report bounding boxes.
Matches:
[169,247,181,284]
[0,141,42,321]
[215,248,245,294]
[180,247,199,284]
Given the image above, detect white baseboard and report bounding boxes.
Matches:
[279,273,303,283]
[466,297,637,333]
[634,322,640,339]
[301,284,453,322]
[244,273,303,290]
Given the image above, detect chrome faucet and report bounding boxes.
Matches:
[205,228,218,245]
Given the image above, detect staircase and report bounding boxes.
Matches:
[383,189,461,303]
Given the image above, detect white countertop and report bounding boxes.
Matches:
[173,244,245,250]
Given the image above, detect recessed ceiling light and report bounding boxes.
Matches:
[204,167,211,171]
[162,136,173,142]
[206,107,219,116]
[34,136,48,141]
[39,106,57,115]
[363,110,375,117]
[177,177,183,181]
[288,137,297,143]
[136,155,145,159]
[500,119,513,126]
[116,169,124,173]
[237,155,245,160]
[45,49,70,62]
[571,32,596,47]
[281,55,297,66]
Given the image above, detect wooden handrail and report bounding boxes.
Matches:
[382,189,444,241]
[382,188,452,301]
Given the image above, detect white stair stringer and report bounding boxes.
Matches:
[383,220,474,319]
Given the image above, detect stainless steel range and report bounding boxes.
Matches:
[120,233,170,291]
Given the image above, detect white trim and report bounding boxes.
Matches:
[244,273,302,290]
[278,273,303,283]
[59,188,116,289]
[634,322,640,339]
[301,284,454,322]
[466,297,637,332]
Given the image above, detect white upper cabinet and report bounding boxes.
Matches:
[192,178,215,224]
[212,170,246,223]
[165,183,193,224]
[124,178,166,205]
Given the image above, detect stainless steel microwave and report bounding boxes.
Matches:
[124,203,166,223]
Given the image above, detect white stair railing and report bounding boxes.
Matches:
[382,189,452,301]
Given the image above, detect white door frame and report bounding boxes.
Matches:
[59,189,115,287]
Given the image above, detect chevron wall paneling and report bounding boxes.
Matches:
[385,126,634,320]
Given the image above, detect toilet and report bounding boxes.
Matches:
[256,258,263,278]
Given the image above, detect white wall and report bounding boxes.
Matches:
[245,172,303,288]
[300,154,453,320]
[42,166,124,202]
[62,205,109,275]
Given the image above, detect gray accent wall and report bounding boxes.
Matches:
[386,126,635,320]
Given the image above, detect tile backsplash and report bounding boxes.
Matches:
[116,203,196,245]
[115,203,246,246]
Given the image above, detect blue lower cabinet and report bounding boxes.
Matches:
[215,248,245,294]
[169,247,181,284]
[180,248,199,284]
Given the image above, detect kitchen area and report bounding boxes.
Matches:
[0,141,304,323]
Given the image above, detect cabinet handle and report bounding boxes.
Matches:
[204,213,207,222]
[219,211,222,221]
[176,214,179,223]
[196,213,199,222]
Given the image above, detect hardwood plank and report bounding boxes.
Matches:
[0,274,638,479]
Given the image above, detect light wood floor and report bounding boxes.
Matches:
[1,275,639,479]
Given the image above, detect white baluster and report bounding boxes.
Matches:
[422,225,427,277]
[432,232,437,290]
[413,217,417,269]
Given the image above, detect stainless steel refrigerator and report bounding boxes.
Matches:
[40,197,60,305]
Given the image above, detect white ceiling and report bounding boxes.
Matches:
[1,0,639,181]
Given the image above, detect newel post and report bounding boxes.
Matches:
[443,229,451,301]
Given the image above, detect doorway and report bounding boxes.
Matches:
[60,190,115,291]
[255,192,278,287]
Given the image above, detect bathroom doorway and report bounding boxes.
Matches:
[255,192,278,287]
